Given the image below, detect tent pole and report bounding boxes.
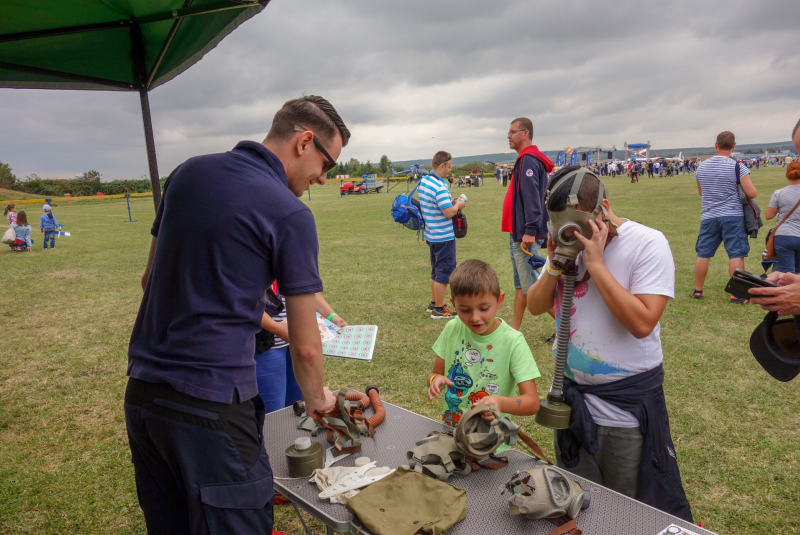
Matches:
[139,87,162,212]
[130,22,162,212]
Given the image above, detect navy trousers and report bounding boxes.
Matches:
[124,378,274,534]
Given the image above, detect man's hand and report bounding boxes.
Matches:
[521,234,537,249]
[574,216,608,270]
[304,387,337,421]
[427,374,453,402]
[749,272,800,315]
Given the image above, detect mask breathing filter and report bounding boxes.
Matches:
[536,169,612,430]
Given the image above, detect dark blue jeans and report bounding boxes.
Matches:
[774,234,800,274]
[124,378,274,535]
[43,229,56,248]
[255,345,303,413]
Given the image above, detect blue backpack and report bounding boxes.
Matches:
[391,181,425,238]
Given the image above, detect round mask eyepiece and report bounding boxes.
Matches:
[558,223,582,246]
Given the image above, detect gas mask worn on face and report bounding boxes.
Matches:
[545,168,613,271]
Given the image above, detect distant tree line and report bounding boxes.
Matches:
[329,155,496,179]
[0,161,166,196]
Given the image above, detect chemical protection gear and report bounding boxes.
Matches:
[406,433,473,481]
[407,403,526,481]
[453,402,520,459]
[504,465,586,520]
[545,168,610,262]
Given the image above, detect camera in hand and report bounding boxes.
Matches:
[724,269,777,300]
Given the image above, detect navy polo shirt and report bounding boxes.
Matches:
[128,141,323,404]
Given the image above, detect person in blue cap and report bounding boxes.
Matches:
[39,204,60,250]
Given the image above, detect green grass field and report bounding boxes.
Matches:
[1,167,799,534]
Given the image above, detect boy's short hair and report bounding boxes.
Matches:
[432,151,452,169]
[449,259,501,299]
[546,165,607,212]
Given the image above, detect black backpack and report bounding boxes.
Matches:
[452,210,467,239]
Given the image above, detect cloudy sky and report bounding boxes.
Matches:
[2,0,799,180]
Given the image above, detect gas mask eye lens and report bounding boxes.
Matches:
[558,223,582,246]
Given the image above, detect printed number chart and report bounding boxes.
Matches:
[316,314,378,362]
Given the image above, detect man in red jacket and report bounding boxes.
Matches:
[502,117,555,331]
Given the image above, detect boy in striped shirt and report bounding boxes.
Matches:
[419,151,467,318]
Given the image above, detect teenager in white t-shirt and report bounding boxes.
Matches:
[526,166,692,519]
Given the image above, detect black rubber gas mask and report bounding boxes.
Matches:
[545,169,612,272]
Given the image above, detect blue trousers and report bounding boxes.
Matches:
[43,229,56,248]
[774,235,800,274]
[124,378,274,535]
[255,345,303,413]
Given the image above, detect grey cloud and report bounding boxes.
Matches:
[1,0,799,179]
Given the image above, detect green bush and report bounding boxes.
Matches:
[13,171,167,197]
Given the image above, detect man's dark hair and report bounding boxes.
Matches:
[546,165,607,212]
[432,151,451,169]
[266,95,350,147]
[511,117,533,141]
[716,131,736,151]
[449,259,501,299]
[793,117,800,140]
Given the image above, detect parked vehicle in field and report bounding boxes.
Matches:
[340,175,385,195]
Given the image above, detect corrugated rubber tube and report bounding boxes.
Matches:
[551,273,575,399]
[365,386,385,428]
[345,391,370,410]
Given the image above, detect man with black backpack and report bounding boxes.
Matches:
[419,151,466,319]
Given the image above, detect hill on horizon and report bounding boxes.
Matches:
[389,141,796,168]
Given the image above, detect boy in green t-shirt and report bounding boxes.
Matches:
[426,259,541,427]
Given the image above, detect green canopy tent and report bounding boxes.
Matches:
[0,0,269,211]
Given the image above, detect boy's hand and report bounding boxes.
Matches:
[574,215,608,269]
[273,321,290,343]
[476,396,500,420]
[546,234,556,263]
[427,374,453,403]
[330,315,348,333]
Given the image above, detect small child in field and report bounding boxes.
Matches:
[4,203,16,225]
[427,259,541,430]
[40,204,60,250]
[11,211,32,251]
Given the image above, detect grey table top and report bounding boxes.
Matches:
[265,398,715,535]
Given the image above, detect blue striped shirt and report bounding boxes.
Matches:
[418,173,454,242]
[694,156,749,220]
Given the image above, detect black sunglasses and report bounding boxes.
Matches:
[295,125,337,173]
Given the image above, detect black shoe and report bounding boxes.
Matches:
[426,301,435,313]
[544,333,556,344]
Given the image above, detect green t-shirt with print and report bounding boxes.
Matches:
[432,317,540,428]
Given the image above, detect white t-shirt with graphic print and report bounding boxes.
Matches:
[545,220,675,427]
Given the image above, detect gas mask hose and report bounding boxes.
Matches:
[551,271,575,401]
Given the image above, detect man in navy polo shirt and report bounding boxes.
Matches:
[125,95,349,534]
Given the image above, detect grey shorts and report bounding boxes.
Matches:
[510,235,543,291]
